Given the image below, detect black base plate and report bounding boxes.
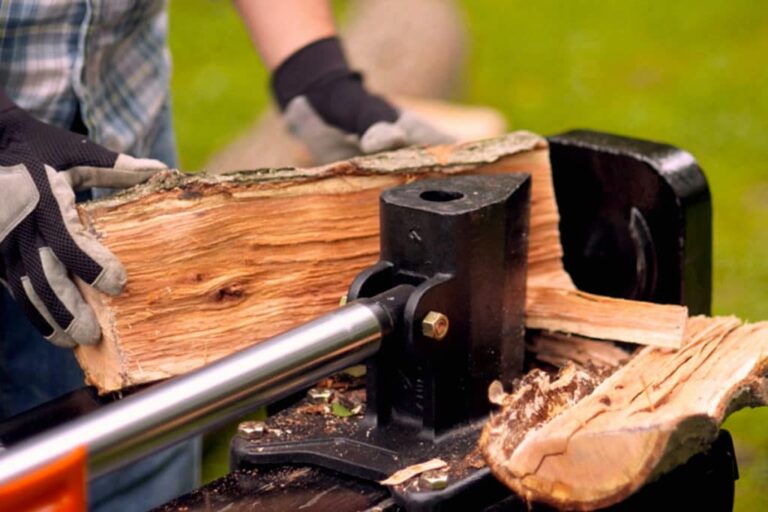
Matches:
[230,392,511,511]
[160,429,737,512]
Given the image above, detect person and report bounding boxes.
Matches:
[0,1,450,510]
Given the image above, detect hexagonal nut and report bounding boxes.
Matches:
[422,311,449,340]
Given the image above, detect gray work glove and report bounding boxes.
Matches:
[0,93,165,347]
[272,37,454,164]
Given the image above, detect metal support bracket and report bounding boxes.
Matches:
[232,174,532,511]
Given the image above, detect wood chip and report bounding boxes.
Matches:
[379,458,448,486]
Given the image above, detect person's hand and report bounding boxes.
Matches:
[0,93,165,347]
[272,37,454,164]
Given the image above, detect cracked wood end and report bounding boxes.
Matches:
[481,316,768,509]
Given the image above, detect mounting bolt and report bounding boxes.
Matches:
[238,420,266,438]
[422,311,449,340]
[420,471,449,490]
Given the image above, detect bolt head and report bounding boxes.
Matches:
[420,471,449,490]
[238,420,266,437]
[422,311,449,340]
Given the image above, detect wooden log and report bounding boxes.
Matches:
[76,132,553,390]
[481,316,768,509]
[75,132,686,392]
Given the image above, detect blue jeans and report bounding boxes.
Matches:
[0,101,200,511]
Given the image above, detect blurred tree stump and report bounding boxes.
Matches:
[203,0,506,172]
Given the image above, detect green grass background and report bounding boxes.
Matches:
[168,1,768,508]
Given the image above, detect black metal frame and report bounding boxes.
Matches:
[232,174,532,511]
[549,130,711,314]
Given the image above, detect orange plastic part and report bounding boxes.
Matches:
[0,445,87,512]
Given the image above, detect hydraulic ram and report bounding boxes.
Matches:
[0,299,391,489]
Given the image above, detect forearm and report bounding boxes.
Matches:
[234,0,337,70]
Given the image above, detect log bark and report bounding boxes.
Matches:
[481,316,768,510]
[74,132,686,392]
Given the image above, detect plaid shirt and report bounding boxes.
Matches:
[0,0,170,155]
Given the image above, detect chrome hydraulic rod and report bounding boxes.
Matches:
[0,301,385,485]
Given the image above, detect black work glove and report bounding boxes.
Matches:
[272,36,454,164]
[0,92,165,347]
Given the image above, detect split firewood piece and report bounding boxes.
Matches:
[526,288,688,348]
[527,331,632,369]
[481,316,768,510]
